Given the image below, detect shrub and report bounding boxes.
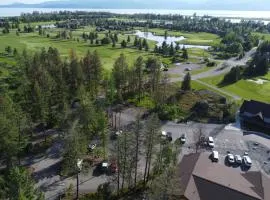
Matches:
[156,104,185,120]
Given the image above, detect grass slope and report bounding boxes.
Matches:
[143,28,221,46]
[200,73,270,103]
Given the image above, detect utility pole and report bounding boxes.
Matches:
[76,159,83,199]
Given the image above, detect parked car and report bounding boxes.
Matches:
[211,151,219,162]
[234,155,242,164]
[115,130,123,136]
[161,131,172,142]
[166,132,172,142]
[88,143,97,151]
[226,153,235,164]
[243,156,252,167]
[180,134,186,144]
[112,130,123,139]
[208,136,215,148]
[98,161,109,173]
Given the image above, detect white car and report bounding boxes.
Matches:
[115,130,123,136]
[88,143,97,151]
[227,153,235,164]
[234,155,242,164]
[243,156,252,167]
[208,136,215,148]
[180,134,186,144]
[211,151,219,162]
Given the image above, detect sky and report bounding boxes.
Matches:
[0,0,55,4]
[0,0,269,8]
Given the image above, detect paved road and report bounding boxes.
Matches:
[168,47,257,100]
[192,47,256,80]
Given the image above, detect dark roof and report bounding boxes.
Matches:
[178,153,270,200]
[240,100,270,119]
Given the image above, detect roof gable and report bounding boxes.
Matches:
[180,153,270,200]
[240,100,270,119]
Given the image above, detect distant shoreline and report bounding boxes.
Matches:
[0,8,270,21]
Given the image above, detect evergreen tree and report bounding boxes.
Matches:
[112,53,129,101]
[114,33,118,42]
[112,39,116,47]
[164,30,168,39]
[175,42,180,51]
[145,41,149,51]
[169,42,175,56]
[154,45,159,53]
[6,167,44,200]
[134,36,138,47]
[138,39,143,50]
[62,121,87,175]
[0,95,28,168]
[121,40,127,48]
[142,38,147,47]
[182,47,189,60]
[134,56,144,101]
[127,35,131,43]
[181,72,191,91]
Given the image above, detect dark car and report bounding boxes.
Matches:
[98,161,109,173]
[166,132,173,142]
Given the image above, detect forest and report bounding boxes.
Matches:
[0,10,269,199]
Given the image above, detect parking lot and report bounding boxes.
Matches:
[162,122,270,175]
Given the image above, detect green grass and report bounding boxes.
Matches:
[252,32,270,41]
[199,73,270,103]
[0,24,216,75]
[0,30,161,70]
[190,66,212,75]
[141,28,221,46]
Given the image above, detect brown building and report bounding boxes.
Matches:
[177,153,270,200]
[240,100,270,131]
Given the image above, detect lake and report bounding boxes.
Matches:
[133,30,210,49]
[1,8,270,22]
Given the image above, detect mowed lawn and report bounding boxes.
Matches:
[0,30,160,70]
[199,73,270,103]
[0,27,212,70]
[142,28,221,46]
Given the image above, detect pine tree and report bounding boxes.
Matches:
[134,36,138,47]
[142,38,147,47]
[143,114,161,185]
[62,120,87,175]
[169,42,175,56]
[134,56,144,101]
[114,33,118,42]
[0,95,28,168]
[121,40,127,48]
[6,167,44,200]
[112,39,116,47]
[127,35,131,43]
[154,45,159,53]
[112,54,129,101]
[182,47,189,60]
[181,72,191,91]
[145,41,149,51]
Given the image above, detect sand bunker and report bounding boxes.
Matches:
[247,78,269,85]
